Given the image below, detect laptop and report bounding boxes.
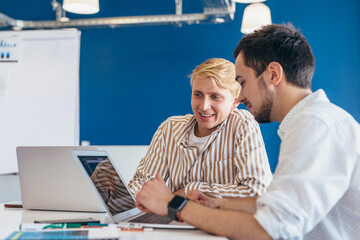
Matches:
[72,149,195,229]
[16,146,107,212]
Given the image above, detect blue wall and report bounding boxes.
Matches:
[2,0,359,172]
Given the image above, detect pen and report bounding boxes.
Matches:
[87,223,108,226]
[81,223,109,228]
[119,227,153,232]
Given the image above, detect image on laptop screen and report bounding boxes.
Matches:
[74,150,195,229]
[77,155,136,216]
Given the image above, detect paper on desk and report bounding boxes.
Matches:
[88,225,120,239]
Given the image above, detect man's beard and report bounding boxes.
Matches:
[254,76,274,123]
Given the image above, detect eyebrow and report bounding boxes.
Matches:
[192,90,202,93]
[235,75,243,81]
[193,90,224,96]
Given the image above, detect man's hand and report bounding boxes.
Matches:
[174,188,185,197]
[135,172,174,215]
[186,190,221,208]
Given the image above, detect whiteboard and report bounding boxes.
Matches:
[0,29,80,174]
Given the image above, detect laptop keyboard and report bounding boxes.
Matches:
[129,213,173,224]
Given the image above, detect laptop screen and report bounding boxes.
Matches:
[77,155,136,216]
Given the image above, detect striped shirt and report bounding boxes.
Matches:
[128,108,272,198]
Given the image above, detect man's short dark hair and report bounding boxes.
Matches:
[233,23,315,89]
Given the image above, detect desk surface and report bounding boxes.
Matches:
[0,205,226,240]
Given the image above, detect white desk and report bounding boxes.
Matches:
[0,205,226,240]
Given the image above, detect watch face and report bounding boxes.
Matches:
[168,195,188,221]
[169,196,186,209]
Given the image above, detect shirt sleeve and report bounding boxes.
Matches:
[254,115,357,239]
[128,120,170,198]
[185,117,272,198]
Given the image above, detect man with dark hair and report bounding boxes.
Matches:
[135,24,360,239]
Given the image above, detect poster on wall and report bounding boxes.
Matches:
[0,34,21,63]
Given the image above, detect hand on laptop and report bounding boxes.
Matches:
[135,172,174,215]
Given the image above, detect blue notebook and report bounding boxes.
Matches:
[6,230,89,240]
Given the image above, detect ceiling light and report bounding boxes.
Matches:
[241,2,271,34]
[63,0,99,15]
[214,18,225,23]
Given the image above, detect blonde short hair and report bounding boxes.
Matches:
[190,58,240,97]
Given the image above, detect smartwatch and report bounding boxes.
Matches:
[167,195,188,221]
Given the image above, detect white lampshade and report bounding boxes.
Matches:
[232,0,266,3]
[63,0,99,14]
[241,3,272,34]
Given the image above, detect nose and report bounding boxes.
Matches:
[238,89,246,103]
[200,97,211,110]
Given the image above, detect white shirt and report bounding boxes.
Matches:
[188,124,210,153]
[254,89,360,239]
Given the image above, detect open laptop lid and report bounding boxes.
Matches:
[16,146,106,212]
[72,150,195,230]
[72,149,143,223]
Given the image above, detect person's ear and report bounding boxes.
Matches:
[232,97,240,109]
[267,62,283,87]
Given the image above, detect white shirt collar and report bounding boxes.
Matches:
[277,89,329,140]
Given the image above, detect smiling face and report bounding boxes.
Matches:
[191,76,239,137]
[235,53,274,123]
